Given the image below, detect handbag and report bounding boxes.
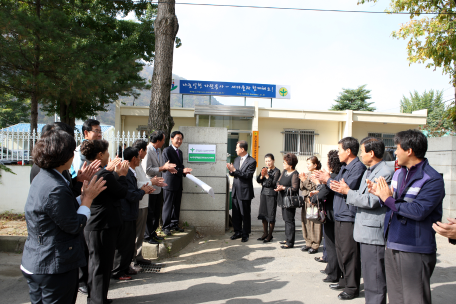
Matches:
[282,188,304,208]
[306,196,326,224]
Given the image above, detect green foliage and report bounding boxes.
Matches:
[400,89,454,136]
[330,85,376,111]
[0,94,30,128]
[0,163,16,183]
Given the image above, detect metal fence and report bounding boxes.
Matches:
[0,130,148,165]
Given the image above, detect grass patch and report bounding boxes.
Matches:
[0,211,25,221]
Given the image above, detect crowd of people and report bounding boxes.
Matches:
[21,119,191,304]
[227,130,454,303]
[19,119,456,304]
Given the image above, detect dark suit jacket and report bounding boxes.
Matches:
[119,169,146,222]
[162,145,186,191]
[30,163,82,197]
[22,169,87,274]
[230,155,257,201]
[85,168,128,231]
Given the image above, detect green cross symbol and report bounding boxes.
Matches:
[279,88,288,97]
[190,148,195,153]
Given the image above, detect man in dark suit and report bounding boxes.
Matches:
[162,131,193,236]
[226,140,257,242]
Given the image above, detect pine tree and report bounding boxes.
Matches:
[330,85,376,111]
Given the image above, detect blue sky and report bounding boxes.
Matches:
[149,0,453,111]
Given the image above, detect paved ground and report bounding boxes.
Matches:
[2,233,455,304]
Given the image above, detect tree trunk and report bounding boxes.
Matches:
[59,99,76,129]
[147,0,178,148]
[30,0,41,135]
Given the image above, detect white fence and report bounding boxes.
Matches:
[0,130,149,165]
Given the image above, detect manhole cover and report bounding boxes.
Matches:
[140,263,166,273]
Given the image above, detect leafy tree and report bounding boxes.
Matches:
[357,0,456,125]
[400,89,453,136]
[330,85,376,111]
[0,94,30,129]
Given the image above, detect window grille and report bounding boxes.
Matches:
[281,129,317,156]
[368,132,395,148]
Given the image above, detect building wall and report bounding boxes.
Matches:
[121,116,196,136]
[258,118,340,173]
[0,165,31,213]
[352,122,421,143]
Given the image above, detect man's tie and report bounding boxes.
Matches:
[175,148,180,158]
[240,157,244,169]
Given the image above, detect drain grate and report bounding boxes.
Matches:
[140,263,166,273]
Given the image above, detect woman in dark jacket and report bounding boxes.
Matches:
[276,153,300,249]
[21,130,106,304]
[257,153,280,243]
[81,140,130,304]
[311,150,343,283]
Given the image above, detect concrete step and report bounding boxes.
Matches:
[142,226,196,260]
[0,236,26,253]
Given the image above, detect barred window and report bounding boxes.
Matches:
[281,129,316,156]
[368,132,395,148]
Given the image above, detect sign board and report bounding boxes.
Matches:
[252,131,259,167]
[171,79,290,99]
[188,144,216,163]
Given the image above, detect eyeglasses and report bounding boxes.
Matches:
[90,129,102,134]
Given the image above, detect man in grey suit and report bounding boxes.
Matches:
[143,130,177,244]
[330,137,394,304]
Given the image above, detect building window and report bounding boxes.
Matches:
[281,129,316,156]
[368,133,395,148]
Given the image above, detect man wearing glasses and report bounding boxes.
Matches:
[71,119,103,178]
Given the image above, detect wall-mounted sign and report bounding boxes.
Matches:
[252,131,259,168]
[188,144,216,162]
[171,79,290,99]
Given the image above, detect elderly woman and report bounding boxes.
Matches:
[21,130,106,304]
[257,153,281,243]
[276,153,300,249]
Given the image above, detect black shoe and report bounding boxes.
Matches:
[257,234,268,241]
[230,233,242,240]
[280,245,293,249]
[263,236,273,243]
[315,257,327,263]
[338,291,356,300]
[174,227,184,232]
[153,235,165,241]
[329,283,344,290]
[323,277,339,283]
[78,285,88,294]
[279,241,287,245]
[163,229,172,236]
[320,270,327,274]
[147,238,159,244]
[241,236,249,242]
[301,246,311,252]
[308,248,318,254]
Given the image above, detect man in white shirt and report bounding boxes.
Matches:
[70,119,102,178]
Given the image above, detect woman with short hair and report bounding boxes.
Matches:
[276,153,300,249]
[21,130,106,304]
[257,153,280,243]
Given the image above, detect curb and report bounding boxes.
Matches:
[142,226,196,260]
[0,236,26,253]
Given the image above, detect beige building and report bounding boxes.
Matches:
[115,101,427,173]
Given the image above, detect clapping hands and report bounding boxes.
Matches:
[77,160,101,182]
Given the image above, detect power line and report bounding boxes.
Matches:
[149,1,456,15]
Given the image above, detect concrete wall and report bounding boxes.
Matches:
[179,127,228,235]
[122,116,196,135]
[352,122,421,143]
[427,137,456,220]
[0,165,31,213]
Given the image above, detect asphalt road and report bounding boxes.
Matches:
[1,233,455,304]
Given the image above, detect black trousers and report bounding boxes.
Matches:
[361,243,387,304]
[22,268,78,304]
[112,221,136,278]
[232,196,252,237]
[385,248,436,304]
[324,220,341,281]
[85,226,120,304]
[145,192,163,239]
[282,207,296,247]
[335,221,361,296]
[162,189,182,230]
[79,233,89,288]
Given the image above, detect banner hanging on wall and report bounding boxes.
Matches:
[171,79,290,99]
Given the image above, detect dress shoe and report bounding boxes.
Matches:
[230,233,242,240]
[308,248,318,254]
[153,235,165,241]
[280,245,293,249]
[136,259,152,265]
[301,246,311,252]
[338,291,356,300]
[241,236,249,242]
[320,270,327,274]
[147,238,159,245]
[279,241,287,245]
[163,229,172,236]
[323,277,339,283]
[263,237,273,243]
[257,234,267,241]
[78,285,88,294]
[329,283,344,290]
[174,227,184,232]
[315,257,327,263]
[113,275,132,281]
